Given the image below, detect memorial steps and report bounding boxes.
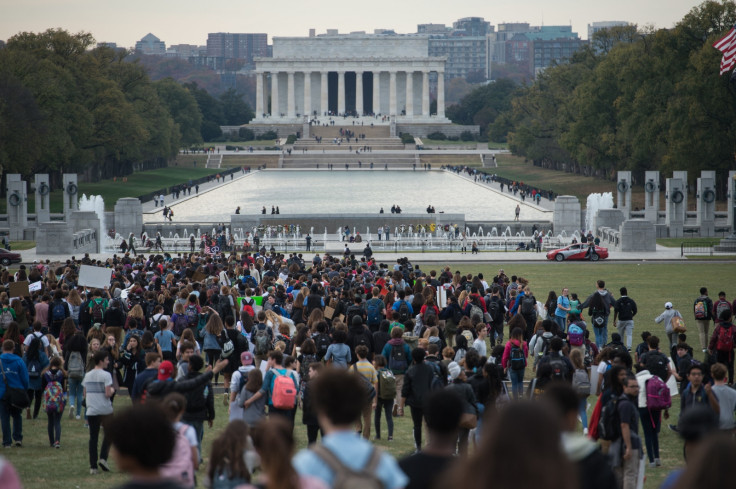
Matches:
[308,124,390,138]
[292,137,405,151]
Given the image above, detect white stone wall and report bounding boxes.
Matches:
[273,35,429,59]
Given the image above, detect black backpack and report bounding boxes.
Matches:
[521,295,536,316]
[397,302,410,323]
[643,352,669,381]
[487,299,502,323]
[616,298,634,321]
[314,333,332,360]
[547,356,569,381]
[598,395,622,441]
[388,344,408,373]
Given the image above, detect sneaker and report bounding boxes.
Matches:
[13,441,21,448]
[223,393,229,406]
[668,424,679,433]
[90,468,98,475]
[54,442,60,449]
[583,428,589,436]
[98,459,110,472]
[655,458,661,466]
[388,436,393,441]
[76,415,81,420]
[649,462,656,468]
[69,407,75,419]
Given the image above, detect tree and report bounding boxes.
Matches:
[219,88,254,125]
[156,78,203,146]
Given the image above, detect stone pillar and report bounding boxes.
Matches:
[34,174,51,224]
[337,71,345,115]
[644,171,660,223]
[113,198,143,239]
[6,175,27,240]
[63,173,79,218]
[616,171,632,217]
[271,72,280,117]
[389,71,397,116]
[665,177,686,237]
[355,71,363,116]
[303,71,312,118]
[287,71,296,118]
[437,70,445,118]
[373,71,381,114]
[696,171,716,237]
[553,195,581,237]
[255,72,264,118]
[405,71,414,117]
[729,170,736,234]
[673,171,688,212]
[320,72,328,116]
[421,71,430,117]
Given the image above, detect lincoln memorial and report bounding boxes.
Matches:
[250,34,450,124]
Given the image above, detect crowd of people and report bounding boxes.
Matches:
[0,251,733,489]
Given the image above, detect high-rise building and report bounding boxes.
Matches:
[206,33,269,69]
[166,44,205,58]
[422,17,492,81]
[587,21,629,40]
[135,33,166,55]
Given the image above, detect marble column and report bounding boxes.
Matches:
[287,71,296,118]
[255,72,264,117]
[389,71,397,116]
[355,71,364,116]
[303,71,312,118]
[271,72,280,117]
[437,70,445,118]
[405,71,414,117]
[337,71,346,115]
[320,72,328,116]
[421,71,430,117]
[373,71,381,115]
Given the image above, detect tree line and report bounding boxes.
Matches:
[0,29,254,187]
[448,1,736,196]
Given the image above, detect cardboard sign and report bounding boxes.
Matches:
[436,287,447,309]
[9,281,29,299]
[78,265,112,289]
[191,271,207,283]
[324,306,335,319]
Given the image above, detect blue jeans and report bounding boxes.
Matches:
[47,410,62,445]
[183,419,204,461]
[0,401,22,446]
[579,397,588,429]
[593,320,608,349]
[509,368,525,400]
[554,315,567,332]
[68,378,84,416]
[639,407,661,463]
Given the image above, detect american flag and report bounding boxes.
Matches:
[714,24,736,75]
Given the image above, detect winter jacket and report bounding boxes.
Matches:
[0,353,29,398]
[401,361,435,408]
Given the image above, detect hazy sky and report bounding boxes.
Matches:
[1,0,701,47]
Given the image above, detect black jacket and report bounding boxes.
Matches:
[401,361,435,408]
[181,371,215,422]
[146,370,214,401]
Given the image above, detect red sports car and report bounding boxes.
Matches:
[546,243,609,262]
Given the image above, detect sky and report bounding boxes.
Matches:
[0,0,702,47]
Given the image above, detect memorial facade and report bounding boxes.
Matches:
[251,34,449,123]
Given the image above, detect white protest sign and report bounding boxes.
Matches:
[29,281,42,292]
[78,265,112,289]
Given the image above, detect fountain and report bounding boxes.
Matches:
[585,192,614,233]
[78,194,115,250]
[478,226,484,236]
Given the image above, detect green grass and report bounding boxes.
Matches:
[487,142,509,150]
[422,139,478,147]
[657,238,721,248]
[202,140,278,146]
[10,262,733,489]
[9,241,35,251]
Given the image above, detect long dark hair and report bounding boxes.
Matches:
[207,420,251,485]
[252,417,299,489]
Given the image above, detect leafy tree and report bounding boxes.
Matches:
[219,88,254,125]
[155,78,203,146]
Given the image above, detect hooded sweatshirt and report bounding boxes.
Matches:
[381,338,412,375]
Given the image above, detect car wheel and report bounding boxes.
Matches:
[590,253,599,262]
[0,258,9,266]
[554,254,564,262]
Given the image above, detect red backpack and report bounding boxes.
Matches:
[715,324,734,352]
[271,370,297,409]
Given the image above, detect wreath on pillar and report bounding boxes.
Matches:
[66,182,78,195]
[8,192,21,207]
[38,182,50,196]
[617,181,629,193]
[671,190,684,204]
[645,181,656,193]
[702,189,716,203]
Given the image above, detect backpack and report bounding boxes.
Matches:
[397,301,410,323]
[469,303,484,322]
[715,324,735,352]
[254,324,271,355]
[521,295,536,316]
[0,308,13,331]
[185,304,199,327]
[694,300,707,320]
[90,299,106,324]
[547,356,569,381]
[144,301,157,324]
[271,370,297,409]
[590,308,606,327]
[509,343,526,371]
[354,332,371,354]
[423,306,438,324]
[314,333,332,360]
[646,375,672,411]
[377,368,397,400]
[428,361,444,390]
[67,351,85,380]
[643,351,669,381]
[572,368,591,397]
[242,298,255,318]
[27,357,42,379]
[487,300,501,323]
[173,314,189,337]
[366,299,382,327]
[160,424,195,487]
[617,297,635,321]
[598,396,622,441]
[537,335,552,358]
[43,372,66,413]
[300,354,317,383]
[388,344,408,373]
[51,301,67,323]
[311,444,383,489]
[716,300,731,321]
[568,324,584,346]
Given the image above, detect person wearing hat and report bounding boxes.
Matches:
[655,302,684,359]
[145,357,229,401]
[229,351,256,422]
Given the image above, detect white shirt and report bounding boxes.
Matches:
[23,331,50,349]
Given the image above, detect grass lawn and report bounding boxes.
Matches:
[422,139,478,148]
[201,140,278,146]
[657,237,721,248]
[9,261,731,489]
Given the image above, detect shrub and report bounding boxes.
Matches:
[257,130,278,140]
[460,130,476,141]
[400,133,414,144]
[447,135,459,141]
[239,127,255,140]
[286,134,298,145]
[426,131,446,140]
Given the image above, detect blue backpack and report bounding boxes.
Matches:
[366,298,382,327]
[51,301,67,323]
